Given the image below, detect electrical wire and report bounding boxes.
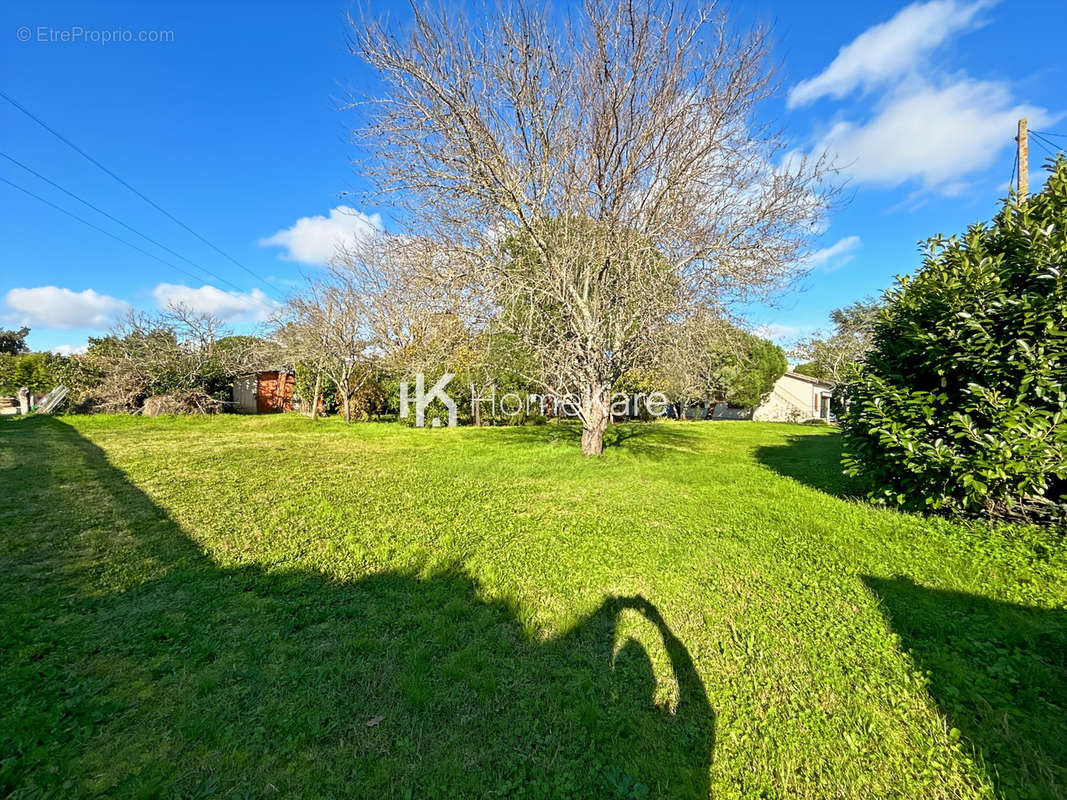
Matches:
[0,90,283,299]
[0,151,250,295]
[1,175,227,287]
[1030,131,1064,159]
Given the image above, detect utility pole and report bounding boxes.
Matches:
[1017,117,1029,201]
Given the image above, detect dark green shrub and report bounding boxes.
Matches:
[0,352,67,395]
[841,159,1067,521]
[717,334,788,410]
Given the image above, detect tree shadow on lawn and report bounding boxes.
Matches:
[0,418,714,799]
[752,430,860,499]
[864,576,1067,800]
[495,421,704,459]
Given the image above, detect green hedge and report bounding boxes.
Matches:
[841,159,1067,521]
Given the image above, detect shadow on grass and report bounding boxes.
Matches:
[752,431,859,499]
[0,417,714,798]
[495,421,704,459]
[864,576,1066,800]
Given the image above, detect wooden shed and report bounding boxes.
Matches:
[232,371,295,414]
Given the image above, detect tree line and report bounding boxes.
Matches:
[8,0,828,455]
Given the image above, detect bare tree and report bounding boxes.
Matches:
[82,304,258,413]
[275,278,378,423]
[333,236,479,376]
[271,297,330,420]
[350,0,835,454]
[792,299,882,386]
[653,310,735,418]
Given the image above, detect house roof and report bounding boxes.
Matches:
[782,371,833,388]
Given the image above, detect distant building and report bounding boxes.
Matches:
[232,370,295,414]
[751,371,834,423]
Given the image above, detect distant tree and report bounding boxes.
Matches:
[275,277,377,424]
[654,314,786,416]
[841,159,1067,521]
[0,351,65,394]
[75,306,260,413]
[329,235,540,426]
[792,300,882,386]
[709,330,788,410]
[792,361,830,381]
[0,327,30,355]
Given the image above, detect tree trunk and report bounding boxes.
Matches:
[473,392,482,427]
[310,370,322,420]
[581,386,609,456]
[341,391,351,423]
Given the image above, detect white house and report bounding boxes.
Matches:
[750,371,834,423]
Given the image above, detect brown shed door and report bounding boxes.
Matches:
[257,372,281,413]
[256,372,293,413]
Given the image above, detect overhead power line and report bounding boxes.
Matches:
[1030,131,1064,159]
[1,175,226,288]
[0,151,250,295]
[0,90,282,299]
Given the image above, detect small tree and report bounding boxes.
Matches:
[277,279,376,424]
[792,300,882,386]
[0,327,30,356]
[841,159,1067,521]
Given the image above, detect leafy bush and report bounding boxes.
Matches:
[841,159,1067,521]
[0,352,67,395]
[713,333,787,409]
[0,327,30,356]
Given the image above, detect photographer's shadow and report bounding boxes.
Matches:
[1,418,715,798]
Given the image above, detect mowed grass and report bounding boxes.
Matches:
[1,415,1064,800]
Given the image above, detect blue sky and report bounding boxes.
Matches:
[2,0,1066,354]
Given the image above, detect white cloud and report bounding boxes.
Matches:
[754,323,812,345]
[258,206,383,266]
[151,283,280,322]
[819,80,1051,189]
[788,0,1058,196]
[802,235,862,272]
[788,0,992,107]
[3,287,130,330]
[51,343,88,356]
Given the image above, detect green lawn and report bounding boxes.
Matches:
[1,415,1064,799]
